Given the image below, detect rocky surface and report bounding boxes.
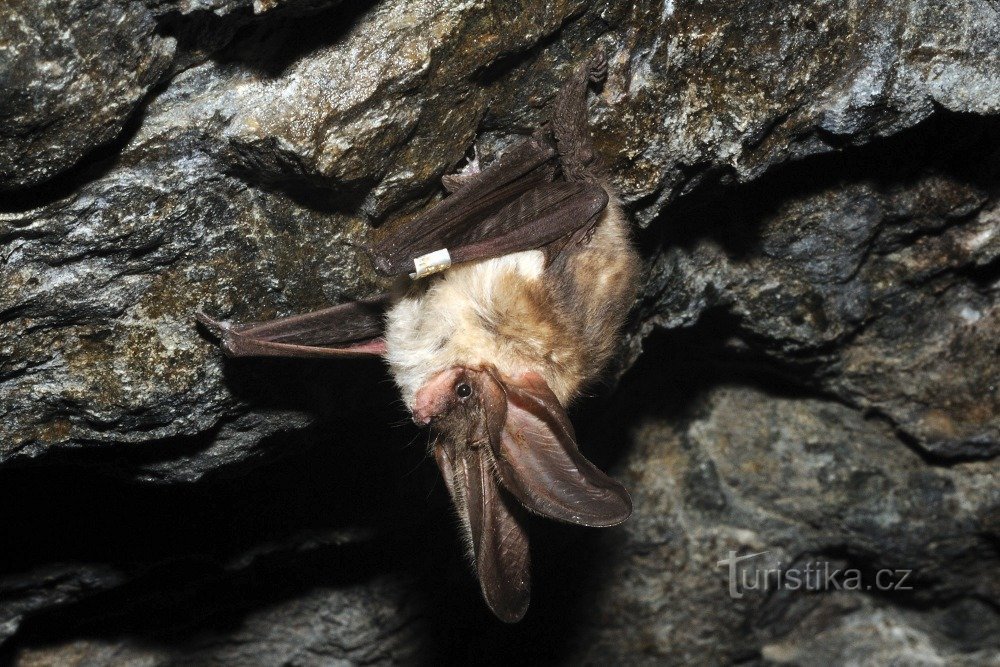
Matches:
[0,0,997,664]
[0,1,174,191]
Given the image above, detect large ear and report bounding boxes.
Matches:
[487,371,632,527]
[434,441,531,623]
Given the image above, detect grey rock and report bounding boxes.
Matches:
[0,565,127,648]
[0,0,998,663]
[0,0,175,191]
[532,380,999,664]
[146,0,337,17]
[761,598,1000,666]
[12,574,424,666]
[644,146,1000,459]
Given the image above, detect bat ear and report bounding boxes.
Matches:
[434,441,531,623]
[487,371,632,527]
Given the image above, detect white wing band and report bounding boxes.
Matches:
[409,248,452,280]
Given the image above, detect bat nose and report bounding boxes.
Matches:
[411,394,441,425]
[412,368,464,426]
[411,409,433,426]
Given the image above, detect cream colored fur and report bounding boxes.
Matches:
[384,196,638,411]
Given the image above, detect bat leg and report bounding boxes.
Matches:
[552,47,607,182]
[543,214,603,263]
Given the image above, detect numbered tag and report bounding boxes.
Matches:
[409,248,452,280]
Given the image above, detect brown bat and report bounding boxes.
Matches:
[197,50,640,622]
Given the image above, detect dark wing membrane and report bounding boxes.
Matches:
[371,138,557,275]
[376,180,609,277]
[196,293,390,359]
[448,181,608,267]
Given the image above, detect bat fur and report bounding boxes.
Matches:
[196,49,640,623]
[385,187,638,412]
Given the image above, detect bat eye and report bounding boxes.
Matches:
[455,382,473,399]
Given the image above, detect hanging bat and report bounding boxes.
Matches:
[197,49,640,623]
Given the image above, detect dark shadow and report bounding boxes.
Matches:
[209,1,378,79]
[155,7,253,60]
[0,347,442,657]
[231,168,378,217]
[637,110,1000,261]
[472,15,579,88]
[0,363,428,572]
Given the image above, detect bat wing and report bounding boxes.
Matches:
[371,47,611,280]
[370,137,560,276]
[372,178,609,277]
[195,293,390,359]
[447,181,608,266]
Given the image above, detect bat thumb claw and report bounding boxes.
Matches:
[195,310,230,338]
[372,255,394,275]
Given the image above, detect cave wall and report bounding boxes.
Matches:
[1,0,998,664]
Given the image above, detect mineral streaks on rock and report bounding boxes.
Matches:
[643,130,1000,460]
[586,0,1000,218]
[1,0,998,663]
[0,0,175,191]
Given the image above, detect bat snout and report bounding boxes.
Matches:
[411,408,434,426]
[411,396,444,426]
[412,368,464,426]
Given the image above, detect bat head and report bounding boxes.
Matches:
[416,366,632,622]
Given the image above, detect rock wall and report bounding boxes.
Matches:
[1,0,998,664]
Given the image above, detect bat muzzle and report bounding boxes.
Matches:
[411,367,465,425]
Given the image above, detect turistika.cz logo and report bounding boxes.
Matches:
[717,550,914,599]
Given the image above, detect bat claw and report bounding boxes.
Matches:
[195,310,231,338]
[372,255,394,275]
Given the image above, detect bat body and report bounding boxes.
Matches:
[385,192,637,414]
[197,50,640,622]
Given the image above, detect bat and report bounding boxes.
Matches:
[197,49,640,623]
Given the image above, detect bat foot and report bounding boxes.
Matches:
[587,46,608,85]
